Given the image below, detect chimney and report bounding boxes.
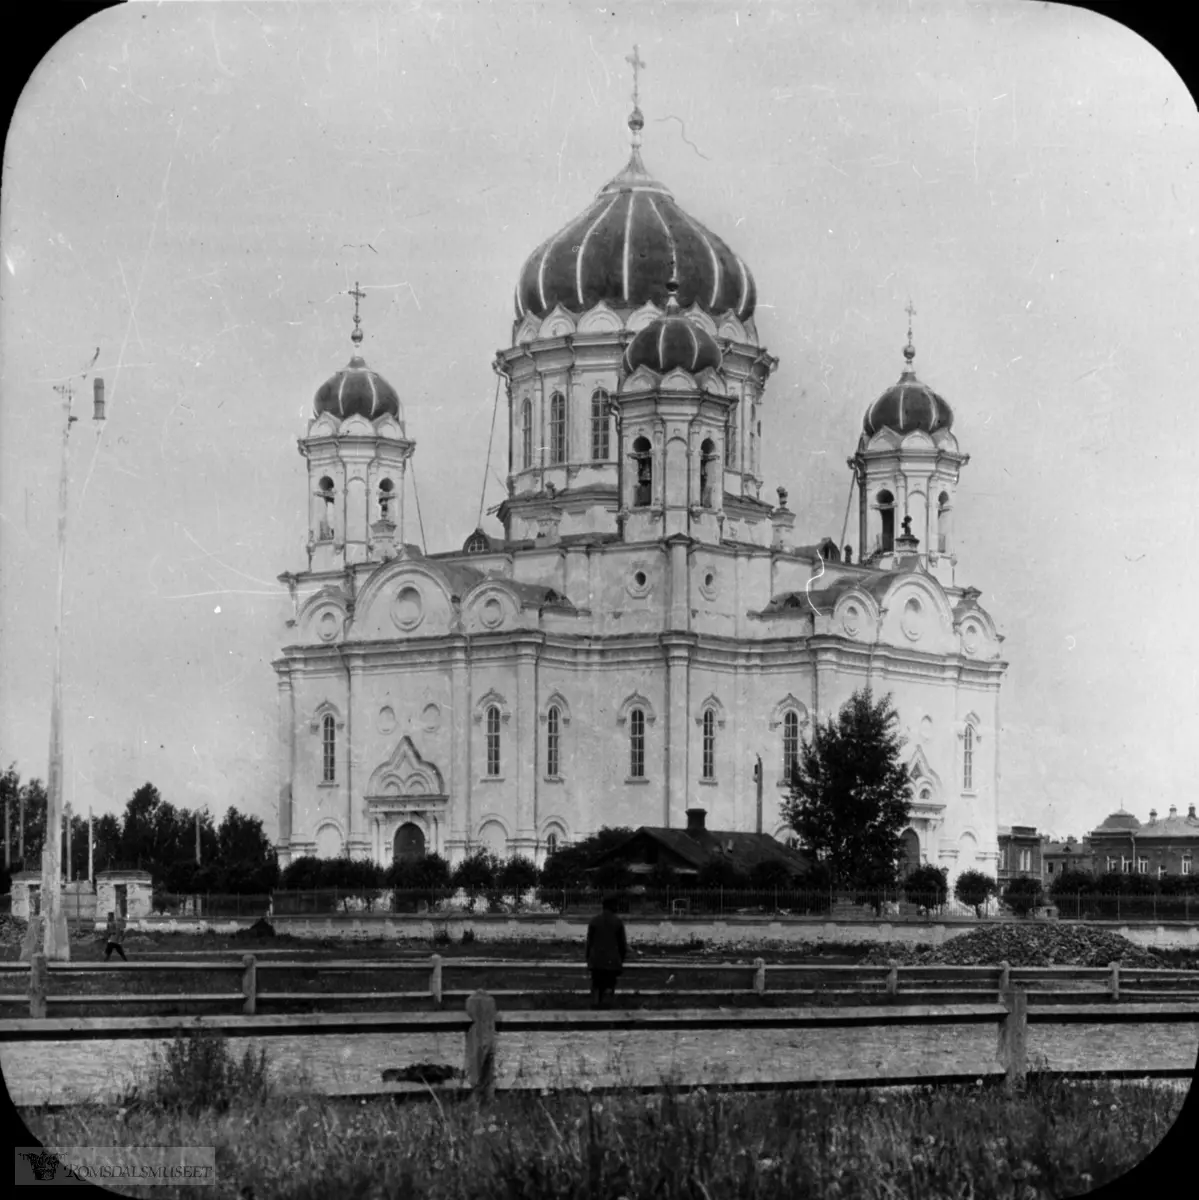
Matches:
[1149,809,1157,823]
[685,808,707,838]
[1169,805,1178,819]
[1189,805,1196,820]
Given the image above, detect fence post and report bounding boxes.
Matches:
[998,960,1010,1001]
[29,953,48,1019]
[430,954,443,1007]
[242,954,257,1016]
[1109,962,1120,1002]
[752,957,766,995]
[886,961,898,1001]
[998,987,1027,1088]
[465,990,496,1103]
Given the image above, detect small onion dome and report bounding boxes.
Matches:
[313,355,402,421]
[515,147,756,322]
[624,293,723,376]
[862,342,953,437]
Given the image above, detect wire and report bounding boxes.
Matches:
[839,468,856,556]
[410,459,428,555]
[478,373,502,529]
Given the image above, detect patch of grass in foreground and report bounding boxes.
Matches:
[23,1044,1187,1199]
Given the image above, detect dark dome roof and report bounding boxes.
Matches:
[863,352,953,438]
[1095,811,1141,832]
[314,355,401,422]
[515,148,756,322]
[624,300,722,376]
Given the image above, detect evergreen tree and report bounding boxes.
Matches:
[780,689,913,889]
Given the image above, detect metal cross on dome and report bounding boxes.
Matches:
[349,281,366,345]
[626,44,645,109]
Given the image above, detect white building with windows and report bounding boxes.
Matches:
[272,91,1008,883]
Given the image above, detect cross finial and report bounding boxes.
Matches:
[349,281,366,346]
[625,45,646,148]
[903,298,916,366]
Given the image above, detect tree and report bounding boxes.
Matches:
[451,849,500,894]
[213,808,278,893]
[954,869,997,917]
[497,855,540,895]
[780,689,912,889]
[385,852,450,890]
[748,860,794,890]
[1049,868,1095,900]
[1003,875,1043,917]
[903,864,949,908]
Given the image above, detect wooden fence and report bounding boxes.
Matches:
[0,988,1196,1101]
[3,954,1199,1019]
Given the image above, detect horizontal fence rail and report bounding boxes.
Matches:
[2,990,1197,1102]
[5,954,1199,1019]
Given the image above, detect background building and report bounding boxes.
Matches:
[1087,806,1199,877]
[272,80,1008,883]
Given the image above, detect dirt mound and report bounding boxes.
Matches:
[861,923,1173,969]
[234,917,276,939]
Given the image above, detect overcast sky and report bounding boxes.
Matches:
[1,1,1196,843]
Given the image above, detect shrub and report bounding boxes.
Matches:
[903,864,949,908]
[748,860,794,890]
[498,855,541,894]
[954,869,998,917]
[123,1031,270,1116]
[1049,868,1095,899]
[590,859,632,890]
[386,852,451,891]
[1003,875,1043,917]
[648,860,680,889]
[696,859,748,889]
[451,849,501,894]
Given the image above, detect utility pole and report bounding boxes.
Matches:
[65,801,72,883]
[88,805,93,883]
[39,365,104,963]
[195,808,201,864]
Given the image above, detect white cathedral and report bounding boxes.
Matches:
[272,80,1008,886]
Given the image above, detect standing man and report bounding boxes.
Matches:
[103,911,127,962]
[586,894,628,1009]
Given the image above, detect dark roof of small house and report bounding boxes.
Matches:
[594,826,809,875]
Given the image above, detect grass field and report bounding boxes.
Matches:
[19,1027,1191,1199]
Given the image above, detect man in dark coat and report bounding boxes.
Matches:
[586,894,628,1008]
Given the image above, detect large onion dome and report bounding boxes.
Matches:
[624,288,722,375]
[313,355,401,421]
[862,339,953,438]
[515,141,756,322]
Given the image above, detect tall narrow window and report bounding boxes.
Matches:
[629,708,646,778]
[632,436,652,507]
[699,438,717,508]
[725,409,738,467]
[521,399,533,469]
[545,831,560,856]
[877,489,895,553]
[321,714,336,783]
[546,705,561,777]
[937,491,951,553]
[701,709,716,781]
[378,478,395,522]
[486,705,501,777]
[591,389,610,460]
[962,725,974,791]
[549,391,566,464]
[782,710,799,780]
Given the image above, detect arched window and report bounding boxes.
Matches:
[321,714,336,783]
[877,489,895,553]
[629,708,646,778]
[591,389,610,460]
[521,399,533,469]
[549,391,566,464]
[725,410,738,467]
[317,476,335,541]
[377,477,395,522]
[545,830,560,856]
[486,705,501,777]
[632,436,652,507]
[782,710,799,780]
[963,725,975,791]
[701,709,716,781]
[937,491,951,553]
[699,438,717,508]
[546,705,561,777]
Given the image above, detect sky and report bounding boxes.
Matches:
[1,1,1197,844]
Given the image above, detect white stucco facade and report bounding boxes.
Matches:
[273,108,1008,887]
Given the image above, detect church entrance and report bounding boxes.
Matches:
[393,822,426,864]
[898,829,921,878]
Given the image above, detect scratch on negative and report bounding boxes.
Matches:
[655,115,710,160]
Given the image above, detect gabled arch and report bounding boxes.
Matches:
[907,746,943,800]
[616,693,657,725]
[619,364,661,394]
[539,816,571,841]
[308,700,345,734]
[374,414,405,440]
[461,579,523,633]
[626,300,663,333]
[339,414,375,438]
[538,302,577,340]
[308,413,341,438]
[879,574,956,631]
[769,695,810,730]
[683,304,717,336]
[659,366,703,393]
[366,736,446,798]
[576,301,622,334]
[899,430,936,452]
[473,689,512,725]
[695,368,727,395]
[353,559,457,623]
[958,712,983,741]
[717,313,747,343]
[539,691,573,725]
[515,313,541,343]
[694,694,727,727]
[296,586,351,628]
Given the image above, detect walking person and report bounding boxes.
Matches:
[103,912,127,962]
[586,894,628,1009]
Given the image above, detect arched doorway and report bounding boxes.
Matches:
[393,822,426,864]
[899,829,921,877]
